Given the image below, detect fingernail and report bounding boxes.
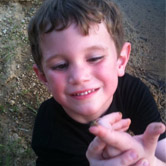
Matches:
[154,124,163,131]
[142,160,149,166]
[129,151,138,160]
[128,119,131,125]
[152,124,165,134]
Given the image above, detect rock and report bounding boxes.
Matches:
[9,100,15,105]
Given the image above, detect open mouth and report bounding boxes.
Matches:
[71,88,99,97]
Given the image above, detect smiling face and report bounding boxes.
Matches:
[34,23,130,123]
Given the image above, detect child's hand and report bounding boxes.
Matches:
[91,112,131,158]
[87,120,166,166]
[91,112,131,132]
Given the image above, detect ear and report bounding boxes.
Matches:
[117,42,131,77]
[33,64,48,86]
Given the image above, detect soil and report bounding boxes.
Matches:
[0,0,165,165]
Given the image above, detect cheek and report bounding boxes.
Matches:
[96,60,118,79]
[45,72,66,93]
[95,63,118,90]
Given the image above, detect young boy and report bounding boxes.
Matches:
[28,0,166,165]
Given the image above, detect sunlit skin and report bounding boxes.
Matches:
[87,117,166,166]
[33,23,130,123]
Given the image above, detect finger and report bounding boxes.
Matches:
[102,146,121,158]
[86,137,106,159]
[102,149,139,166]
[98,112,122,128]
[112,118,131,131]
[143,122,166,152]
[134,159,150,166]
[89,125,138,152]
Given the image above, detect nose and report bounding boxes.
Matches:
[68,64,91,85]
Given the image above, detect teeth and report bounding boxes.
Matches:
[74,89,95,96]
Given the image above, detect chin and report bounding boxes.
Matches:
[79,107,99,116]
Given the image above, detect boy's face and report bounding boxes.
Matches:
[34,23,130,123]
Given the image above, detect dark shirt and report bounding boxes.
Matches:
[32,73,165,166]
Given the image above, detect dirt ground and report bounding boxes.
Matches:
[0,0,165,165]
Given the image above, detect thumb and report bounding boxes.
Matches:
[86,136,106,159]
[143,122,165,152]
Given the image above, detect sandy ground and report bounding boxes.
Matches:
[0,0,165,165]
[114,0,166,80]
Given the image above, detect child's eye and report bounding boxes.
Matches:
[51,63,69,71]
[88,56,104,63]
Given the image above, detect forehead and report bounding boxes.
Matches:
[41,22,111,42]
[40,22,116,59]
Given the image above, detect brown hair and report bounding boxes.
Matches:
[28,0,124,71]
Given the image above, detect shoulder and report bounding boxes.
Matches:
[117,73,149,97]
[39,97,58,111]
[115,73,158,118]
[118,73,144,88]
[32,97,61,148]
[37,97,60,117]
[111,73,152,115]
[33,97,61,133]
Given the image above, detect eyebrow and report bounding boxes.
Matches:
[85,45,108,52]
[45,54,64,64]
[45,45,108,63]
